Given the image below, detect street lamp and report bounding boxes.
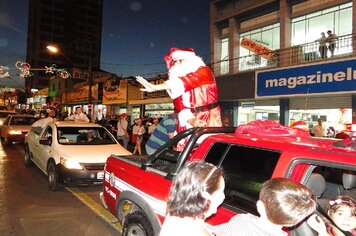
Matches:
[46,44,93,121]
[46,45,59,54]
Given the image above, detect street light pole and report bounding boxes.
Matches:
[88,51,93,121]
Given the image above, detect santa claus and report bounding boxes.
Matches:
[136,48,222,149]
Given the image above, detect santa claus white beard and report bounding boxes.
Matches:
[169,56,205,80]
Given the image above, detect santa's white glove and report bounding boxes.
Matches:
[136,76,157,92]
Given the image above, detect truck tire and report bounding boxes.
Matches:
[24,144,33,167]
[47,160,59,191]
[122,212,155,236]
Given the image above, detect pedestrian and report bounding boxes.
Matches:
[132,118,146,155]
[116,113,129,149]
[148,118,159,136]
[327,30,338,57]
[311,118,326,137]
[315,32,328,59]
[145,114,177,155]
[214,178,317,236]
[32,109,56,129]
[159,161,225,236]
[64,106,89,122]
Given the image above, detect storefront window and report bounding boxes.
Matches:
[145,102,174,118]
[238,105,280,125]
[220,38,229,75]
[289,108,352,136]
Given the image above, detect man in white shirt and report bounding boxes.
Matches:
[65,106,89,122]
[311,119,326,137]
[117,113,129,149]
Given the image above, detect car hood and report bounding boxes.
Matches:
[57,144,132,163]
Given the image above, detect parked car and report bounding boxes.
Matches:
[0,110,17,126]
[0,114,38,145]
[24,121,132,191]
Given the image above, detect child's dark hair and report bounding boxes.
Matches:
[166,161,223,219]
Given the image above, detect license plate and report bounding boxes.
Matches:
[97,172,104,179]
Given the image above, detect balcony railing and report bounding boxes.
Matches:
[214,33,353,76]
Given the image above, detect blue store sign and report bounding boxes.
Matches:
[256,58,356,97]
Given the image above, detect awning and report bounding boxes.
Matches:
[128,97,172,105]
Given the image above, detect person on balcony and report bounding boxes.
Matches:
[315,32,328,59]
[327,30,338,57]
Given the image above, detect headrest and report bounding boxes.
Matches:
[305,173,326,198]
[342,173,356,190]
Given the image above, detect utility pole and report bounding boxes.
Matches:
[88,51,93,121]
[88,44,93,122]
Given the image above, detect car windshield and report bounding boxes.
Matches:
[57,126,117,145]
[11,117,38,125]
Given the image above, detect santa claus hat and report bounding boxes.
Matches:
[164,47,196,69]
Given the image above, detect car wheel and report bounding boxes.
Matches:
[47,161,59,191]
[122,212,154,236]
[24,145,33,167]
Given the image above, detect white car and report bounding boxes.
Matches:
[0,114,38,145]
[25,121,132,191]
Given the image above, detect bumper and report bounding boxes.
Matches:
[7,134,26,143]
[100,192,108,209]
[58,164,104,186]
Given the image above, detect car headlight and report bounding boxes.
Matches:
[0,121,3,126]
[9,130,22,135]
[60,157,83,170]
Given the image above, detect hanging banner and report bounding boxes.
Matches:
[240,37,276,62]
[102,78,127,104]
[62,84,98,103]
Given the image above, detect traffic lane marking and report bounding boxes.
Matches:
[18,146,121,232]
[66,186,123,233]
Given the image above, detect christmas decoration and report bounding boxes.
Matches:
[15,61,71,79]
[0,66,10,78]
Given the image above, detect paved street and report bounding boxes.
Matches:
[0,142,121,236]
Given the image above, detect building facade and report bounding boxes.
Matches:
[211,0,356,133]
[26,0,103,93]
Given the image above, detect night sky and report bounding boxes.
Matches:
[0,0,211,90]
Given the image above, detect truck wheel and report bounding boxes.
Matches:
[47,161,59,191]
[123,212,154,236]
[24,145,33,167]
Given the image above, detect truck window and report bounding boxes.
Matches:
[219,144,281,214]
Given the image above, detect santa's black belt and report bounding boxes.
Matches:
[190,102,218,113]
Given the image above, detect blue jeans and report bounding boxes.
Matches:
[117,135,129,149]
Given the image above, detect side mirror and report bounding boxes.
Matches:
[39,137,52,146]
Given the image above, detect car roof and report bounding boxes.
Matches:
[53,121,103,128]
[208,132,355,159]
[9,114,37,118]
[0,110,17,113]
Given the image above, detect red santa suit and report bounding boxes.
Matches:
[164,48,222,149]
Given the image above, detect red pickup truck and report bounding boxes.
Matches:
[101,122,356,236]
